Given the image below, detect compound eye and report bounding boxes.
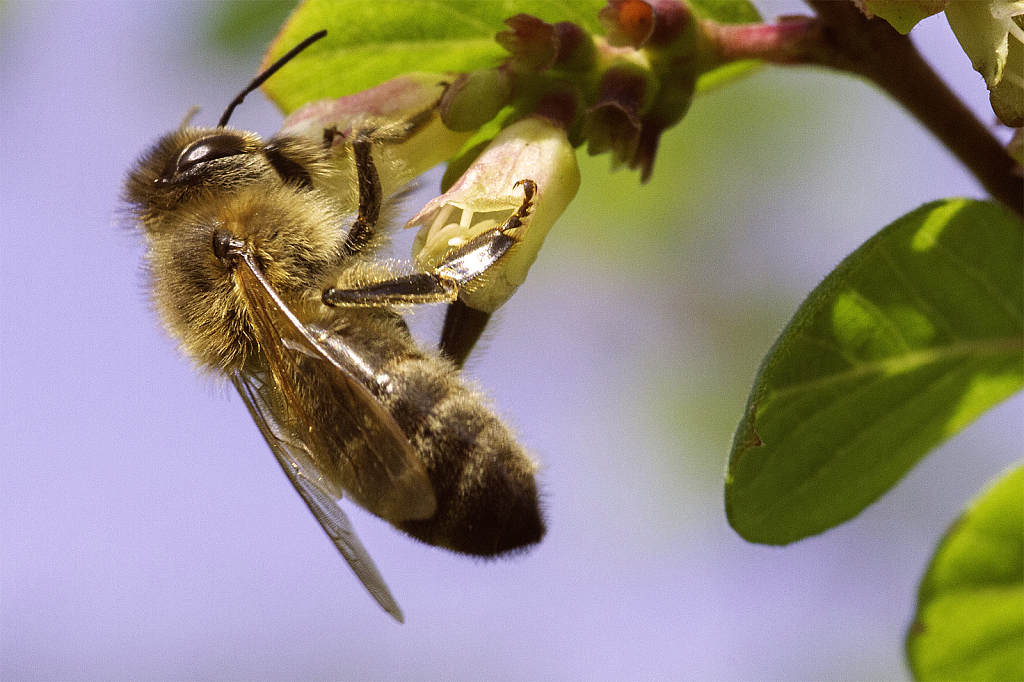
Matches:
[171,133,247,177]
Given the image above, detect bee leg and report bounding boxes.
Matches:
[338,133,382,257]
[323,85,445,151]
[439,176,535,365]
[333,96,447,258]
[324,180,535,310]
[439,301,490,368]
[320,231,496,306]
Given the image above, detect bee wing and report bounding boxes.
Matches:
[231,372,404,623]
[233,250,436,523]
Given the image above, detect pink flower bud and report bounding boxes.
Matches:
[279,73,472,192]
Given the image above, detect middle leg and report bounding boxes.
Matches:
[322,180,536,308]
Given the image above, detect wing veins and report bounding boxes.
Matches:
[233,250,436,520]
[232,372,404,622]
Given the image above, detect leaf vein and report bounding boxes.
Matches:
[765,337,1023,404]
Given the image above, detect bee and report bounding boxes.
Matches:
[124,31,545,622]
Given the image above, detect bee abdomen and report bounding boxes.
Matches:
[382,356,545,557]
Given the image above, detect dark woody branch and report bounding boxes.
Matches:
[701,1,1023,217]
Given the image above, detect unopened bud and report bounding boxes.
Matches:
[552,21,597,71]
[583,65,652,166]
[497,14,560,72]
[440,69,512,132]
[630,74,695,181]
[647,0,693,48]
[599,0,656,48]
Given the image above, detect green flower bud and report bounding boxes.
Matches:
[439,69,512,132]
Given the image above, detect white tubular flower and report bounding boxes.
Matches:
[946,0,1024,125]
[857,0,947,34]
[408,116,580,313]
[279,73,473,192]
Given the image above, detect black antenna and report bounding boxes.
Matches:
[218,30,328,128]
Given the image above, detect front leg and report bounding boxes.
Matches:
[323,179,536,308]
[330,132,381,257]
[326,98,446,257]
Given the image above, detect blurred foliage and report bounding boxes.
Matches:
[565,72,811,262]
[907,464,1024,681]
[201,0,298,60]
[531,67,832,489]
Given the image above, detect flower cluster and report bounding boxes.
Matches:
[276,1,724,314]
[439,1,705,183]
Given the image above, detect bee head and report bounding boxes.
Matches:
[126,30,329,233]
[124,127,272,229]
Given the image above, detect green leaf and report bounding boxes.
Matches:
[725,199,1024,544]
[263,0,602,113]
[907,464,1024,682]
[690,0,760,25]
[695,59,761,93]
[262,0,761,114]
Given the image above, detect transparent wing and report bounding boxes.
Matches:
[232,372,404,623]
[234,250,436,522]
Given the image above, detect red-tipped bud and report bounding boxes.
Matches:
[647,0,693,48]
[599,0,656,48]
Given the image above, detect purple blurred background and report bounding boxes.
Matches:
[1,2,1020,679]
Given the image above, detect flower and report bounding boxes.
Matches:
[856,0,947,34]
[946,0,1024,126]
[408,117,581,312]
[279,72,473,193]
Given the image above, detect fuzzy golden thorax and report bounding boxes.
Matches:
[125,126,351,373]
